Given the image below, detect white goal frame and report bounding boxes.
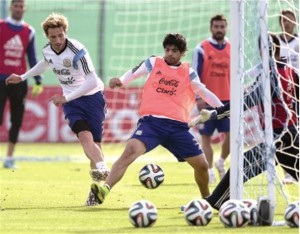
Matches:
[229,0,275,214]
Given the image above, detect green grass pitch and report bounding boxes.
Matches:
[0,143,298,234]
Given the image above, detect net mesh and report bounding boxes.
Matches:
[235,0,299,209]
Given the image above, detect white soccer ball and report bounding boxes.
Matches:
[242,199,258,225]
[219,199,250,228]
[183,199,213,226]
[139,163,164,189]
[284,201,299,227]
[128,199,158,228]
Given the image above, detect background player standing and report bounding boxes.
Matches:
[192,14,230,183]
[0,0,43,169]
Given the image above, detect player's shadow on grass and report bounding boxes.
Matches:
[0,222,193,234]
[3,206,93,211]
[130,182,195,187]
[80,205,183,212]
[67,224,195,234]
[3,206,129,212]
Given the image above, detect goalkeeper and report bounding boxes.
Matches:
[189,33,299,210]
[0,0,43,169]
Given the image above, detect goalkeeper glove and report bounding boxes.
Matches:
[188,109,217,128]
[31,83,44,97]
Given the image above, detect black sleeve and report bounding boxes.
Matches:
[243,76,264,110]
[214,71,275,120]
[215,102,230,120]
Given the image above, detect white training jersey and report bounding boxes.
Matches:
[42,38,104,96]
[278,35,299,71]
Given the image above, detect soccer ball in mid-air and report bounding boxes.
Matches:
[242,199,258,225]
[284,201,299,227]
[183,199,213,226]
[219,199,250,228]
[128,199,158,228]
[139,163,164,189]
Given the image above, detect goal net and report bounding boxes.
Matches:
[230,0,299,221]
[103,0,230,143]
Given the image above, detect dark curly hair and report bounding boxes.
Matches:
[162,33,188,53]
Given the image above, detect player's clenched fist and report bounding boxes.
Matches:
[109,77,123,88]
[5,74,22,85]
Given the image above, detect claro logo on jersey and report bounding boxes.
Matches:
[58,76,75,85]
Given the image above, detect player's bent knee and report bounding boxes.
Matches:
[200,162,209,171]
[199,156,209,170]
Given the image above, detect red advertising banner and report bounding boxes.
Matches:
[0,86,143,142]
[0,86,260,144]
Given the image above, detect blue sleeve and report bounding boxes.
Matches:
[73,49,86,70]
[191,46,204,80]
[144,57,153,73]
[189,70,198,81]
[27,35,42,84]
[197,53,204,78]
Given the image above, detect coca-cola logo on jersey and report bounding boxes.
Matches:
[53,68,71,76]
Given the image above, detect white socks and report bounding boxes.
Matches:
[96,161,109,171]
[218,158,225,164]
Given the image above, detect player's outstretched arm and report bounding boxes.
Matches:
[188,103,230,128]
[5,74,22,85]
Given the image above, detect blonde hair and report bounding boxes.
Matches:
[41,13,68,36]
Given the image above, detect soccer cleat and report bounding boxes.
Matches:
[3,158,17,169]
[85,189,101,206]
[90,183,108,204]
[89,169,110,182]
[214,159,226,179]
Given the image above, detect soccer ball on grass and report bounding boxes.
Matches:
[242,199,258,225]
[139,163,164,189]
[284,201,299,227]
[128,199,158,228]
[219,199,250,227]
[183,199,213,226]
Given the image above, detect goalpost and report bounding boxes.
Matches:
[230,0,299,224]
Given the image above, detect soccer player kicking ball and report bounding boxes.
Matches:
[5,13,109,206]
[90,33,224,204]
